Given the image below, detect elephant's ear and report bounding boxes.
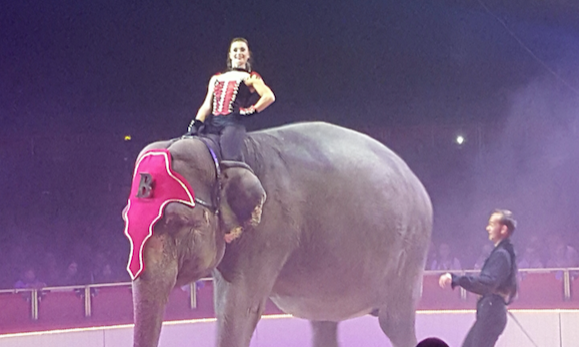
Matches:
[218,162,266,242]
[157,202,207,236]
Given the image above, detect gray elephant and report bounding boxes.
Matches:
[124,122,432,347]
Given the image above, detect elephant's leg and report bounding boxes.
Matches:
[377,291,418,347]
[310,320,339,347]
[132,235,178,347]
[212,270,272,347]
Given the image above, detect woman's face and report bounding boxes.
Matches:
[229,41,250,69]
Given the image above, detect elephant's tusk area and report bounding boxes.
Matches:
[224,226,243,243]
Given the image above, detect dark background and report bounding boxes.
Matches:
[1,0,579,285]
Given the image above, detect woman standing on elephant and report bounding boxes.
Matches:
[186,37,275,162]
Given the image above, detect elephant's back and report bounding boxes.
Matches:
[252,121,395,160]
[249,121,432,249]
[250,122,428,208]
[247,122,432,320]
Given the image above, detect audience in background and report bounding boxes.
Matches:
[1,208,579,290]
[39,252,62,287]
[92,251,121,283]
[425,240,437,270]
[0,210,130,289]
[93,263,118,283]
[546,235,579,269]
[430,242,462,271]
[517,238,545,269]
[473,243,494,270]
[61,261,84,286]
[14,266,46,289]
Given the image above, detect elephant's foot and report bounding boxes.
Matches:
[377,300,417,347]
[224,226,243,243]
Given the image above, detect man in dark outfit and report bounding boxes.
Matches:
[439,209,518,347]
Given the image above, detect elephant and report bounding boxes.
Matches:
[124,121,432,347]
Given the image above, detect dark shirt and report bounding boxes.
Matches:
[451,238,517,304]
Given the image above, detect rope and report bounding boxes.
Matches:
[507,310,540,347]
[476,0,579,96]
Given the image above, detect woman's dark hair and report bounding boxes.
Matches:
[227,37,252,72]
[493,209,517,234]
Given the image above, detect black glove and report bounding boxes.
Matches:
[238,105,257,116]
[185,119,204,136]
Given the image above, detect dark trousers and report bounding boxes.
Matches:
[218,123,246,161]
[205,115,247,161]
[462,295,507,347]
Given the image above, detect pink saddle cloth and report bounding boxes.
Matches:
[123,149,195,280]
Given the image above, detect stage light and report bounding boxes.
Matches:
[455,135,465,145]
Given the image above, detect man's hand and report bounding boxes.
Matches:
[439,273,452,289]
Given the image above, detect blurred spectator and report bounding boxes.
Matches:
[473,244,494,270]
[459,242,479,270]
[72,238,93,271]
[517,244,544,269]
[425,240,437,270]
[91,251,122,284]
[93,263,119,284]
[430,242,462,271]
[7,243,27,287]
[545,235,579,281]
[91,251,106,281]
[61,261,87,286]
[0,243,12,289]
[14,266,46,289]
[546,236,579,269]
[39,252,63,286]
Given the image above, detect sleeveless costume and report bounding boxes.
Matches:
[203,69,260,161]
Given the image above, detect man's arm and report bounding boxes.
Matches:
[451,249,511,296]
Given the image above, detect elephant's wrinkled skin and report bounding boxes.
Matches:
[129,122,432,347]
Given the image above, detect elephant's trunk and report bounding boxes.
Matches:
[133,284,163,347]
[132,235,178,347]
[132,275,176,347]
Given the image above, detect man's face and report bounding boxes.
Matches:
[486,213,507,244]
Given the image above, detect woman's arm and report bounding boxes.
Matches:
[245,75,275,113]
[194,76,217,122]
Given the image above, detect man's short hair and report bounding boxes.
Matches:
[492,209,517,234]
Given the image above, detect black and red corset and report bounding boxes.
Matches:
[212,71,259,116]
